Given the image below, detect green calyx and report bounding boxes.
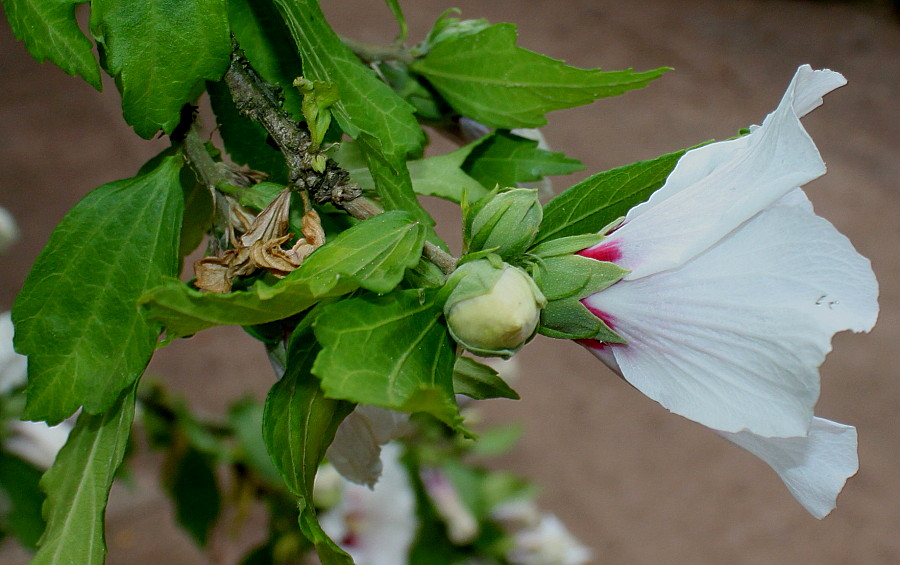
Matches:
[527,235,628,343]
[442,258,546,358]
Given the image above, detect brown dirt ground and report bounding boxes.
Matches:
[1,1,898,563]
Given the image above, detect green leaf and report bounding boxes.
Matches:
[162,445,221,546]
[273,0,439,232]
[463,130,583,189]
[313,290,461,429]
[207,80,290,182]
[89,0,231,138]
[263,335,354,565]
[3,0,101,89]
[536,149,686,244]
[273,0,424,164]
[333,139,487,204]
[376,61,447,122]
[226,0,305,118]
[13,156,185,424]
[30,386,136,565]
[452,356,519,400]
[141,211,425,339]
[412,23,668,129]
[0,451,45,549]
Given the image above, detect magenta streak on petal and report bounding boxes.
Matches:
[575,338,606,351]
[578,240,622,264]
[582,301,617,331]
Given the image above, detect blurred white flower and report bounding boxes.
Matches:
[0,311,27,394]
[578,65,878,517]
[0,206,18,253]
[507,514,591,565]
[319,443,416,565]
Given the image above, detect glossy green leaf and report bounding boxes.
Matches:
[141,211,426,339]
[313,290,461,429]
[537,149,686,244]
[0,451,45,549]
[90,0,231,138]
[30,386,136,565]
[13,156,185,424]
[463,130,583,189]
[358,137,437,231]
[263,336,353,565]
[162,445,221,546]
[412,23,668,128]
[226,0,305,118]
[452,356,519,400]
[333,139,487,204]
[3,0,101,88]
[273,0,438,230]
[272,0,423,164]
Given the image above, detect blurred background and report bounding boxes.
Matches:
[2,0,898,563]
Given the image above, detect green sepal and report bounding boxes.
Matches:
[528,234,605,259]
[539,300,624,343]
[452,357,519,400]
[532,255,625,301]
[531,255,626,343]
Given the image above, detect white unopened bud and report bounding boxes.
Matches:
[444,260,545,357]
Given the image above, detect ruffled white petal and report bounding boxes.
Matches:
[584,190,878,437]
[718,417,858,519]
[604,66,845,279]
[326,405,409,487]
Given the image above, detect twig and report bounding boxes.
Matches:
[222,39,459,276]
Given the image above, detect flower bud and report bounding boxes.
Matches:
[444,259,546,357]
[468,188,542,259]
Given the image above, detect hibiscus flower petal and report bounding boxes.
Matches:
[604,66,845,279]
[583,190,878,437]
[718,417,858,519]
